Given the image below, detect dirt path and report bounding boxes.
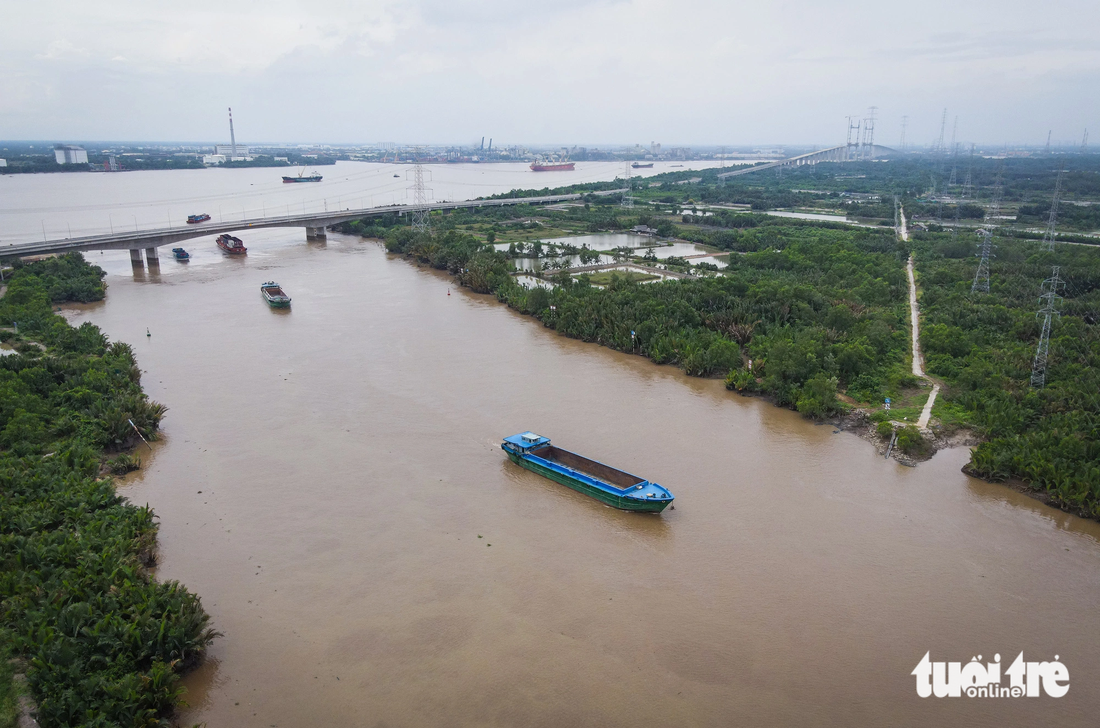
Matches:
[906,249,939,430]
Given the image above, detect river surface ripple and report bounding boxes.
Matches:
[53,229,1100,727]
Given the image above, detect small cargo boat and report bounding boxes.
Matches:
[186,213,211,224]
[260,281,291,308]
[171,247,190,260]
[216,234,247,255]
[502,432,673,512]
[631,162,654,168]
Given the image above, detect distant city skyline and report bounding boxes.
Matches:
[3,0,1097,147]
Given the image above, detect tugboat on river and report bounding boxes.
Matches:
[216,234,247,255]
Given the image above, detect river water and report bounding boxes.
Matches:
[0,160,730,244]
[7,167,1100,726]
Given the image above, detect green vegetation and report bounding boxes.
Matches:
[0,254,217,727]
[910,231,1100,515]
[374,220,912,417]
[357,153,1100,517]
[585,270,659,285]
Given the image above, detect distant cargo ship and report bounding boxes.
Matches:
[282,170,323,183]
[530,155,575,172]
[631,162,653,168]
[216,234,247,255]
[501,432,674,512]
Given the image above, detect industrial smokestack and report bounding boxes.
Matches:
[488,138,492,153]
[481,136,485,150]
[228,107,237,159]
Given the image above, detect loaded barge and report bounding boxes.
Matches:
[260,281,291,308]
[502,432,673,512]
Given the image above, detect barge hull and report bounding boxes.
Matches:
[506,451,669,513]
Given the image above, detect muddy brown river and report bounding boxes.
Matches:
[64,231,1100,727]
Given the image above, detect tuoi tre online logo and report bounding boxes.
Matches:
[913,652,1069,698]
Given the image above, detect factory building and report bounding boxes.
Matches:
[54,145,89,164]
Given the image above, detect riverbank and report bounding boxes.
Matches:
[375,220,1100,526]
[0,255,217,726]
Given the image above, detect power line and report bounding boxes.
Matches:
[1030,266,1064,388]
[1041,162,1065,252]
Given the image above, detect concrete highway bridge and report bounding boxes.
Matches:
[3,193,588,267]
[718,144,898,179]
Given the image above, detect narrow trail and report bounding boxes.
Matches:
[900,206,939,430]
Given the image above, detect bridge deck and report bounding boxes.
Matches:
[2,193,587,258]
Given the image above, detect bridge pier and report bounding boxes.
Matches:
[130,249,144,269]
[145,247,160,267]
[306,226,327,242]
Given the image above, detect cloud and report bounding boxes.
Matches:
[1,0,1098,143]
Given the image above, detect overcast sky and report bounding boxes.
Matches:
[2,0,1097,147]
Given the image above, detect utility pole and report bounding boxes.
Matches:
[971,170,1004,294]
[1041,163,1065,252]
[409,148,432,234]
[621,160,634,209]
[1030,266,1064,388]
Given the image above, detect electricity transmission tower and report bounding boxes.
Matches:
[409,149,432,233]
[1083,129,1089,151]
[1041,163,1065,252]
[621,161,634,208]
[900,115,908,151]
[962,144,974,199]
[1044,130,1052,155]
[971,171,1004,294]
[948,117,958,185]
[1030,266,1064,388]
[934,109,947,170]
